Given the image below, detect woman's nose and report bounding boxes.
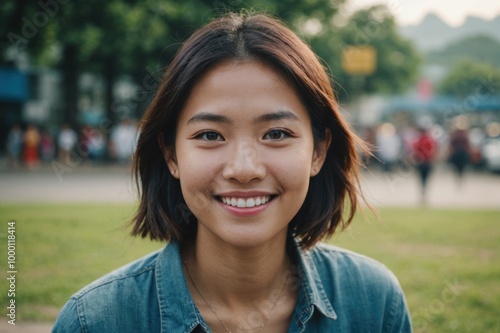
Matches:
[222,141,266,183]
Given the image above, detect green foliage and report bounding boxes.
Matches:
[438,59,500,97]
[1,1,420,112]
[1,204,499,332]
[427,35,500,68]
[0,1,54,64]
[327,5,421,99]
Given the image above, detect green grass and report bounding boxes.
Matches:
[0,204,163,321]
[331,208,500,333]
[0,204,499,332]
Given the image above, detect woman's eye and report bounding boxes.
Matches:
[264,129,289,140]
[196,131,223,141]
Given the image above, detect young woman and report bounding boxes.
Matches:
[53,13,412,333]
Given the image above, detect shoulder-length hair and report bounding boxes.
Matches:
[131,13,367,249]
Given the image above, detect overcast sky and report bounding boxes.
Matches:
[346,0,500,26]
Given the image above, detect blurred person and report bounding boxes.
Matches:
[412,127,437,204]
[40,127,55,163]
[375,122,402,173]
[6,124,23,168]
[23,124,40,169]
[57,123,77,164]
[109,118,138,164]
[359,125,376,166]
[79,125,93,164]
[82,125,106,163]
[400,125,419,161]
[53,14,411,333]
[468,127,486,169]
[448,127,471,186]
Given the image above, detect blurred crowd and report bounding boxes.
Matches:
[5,115,500,193]
[5,118,139,169]
[360,115,500,202]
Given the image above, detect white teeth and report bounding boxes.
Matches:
[220,196,272,208]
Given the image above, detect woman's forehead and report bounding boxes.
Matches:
[178,60,309,124]
[191,60,291,95]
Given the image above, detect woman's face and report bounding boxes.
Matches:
[164,60,328,248]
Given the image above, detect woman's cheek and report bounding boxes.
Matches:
[267,150,313,181]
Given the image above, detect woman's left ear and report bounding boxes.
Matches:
[158,132,179,179]
[311,129,331,177]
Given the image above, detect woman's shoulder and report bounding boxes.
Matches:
[308,242,402,291]
[303,243,412,332]
[52,248,165,333]
[72,248,162,300]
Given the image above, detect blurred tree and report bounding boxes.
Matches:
[2,0,348,126]
[0,1,47,66]
[324,5,421,101]
[2,1,419,127]
[438,59,500,98]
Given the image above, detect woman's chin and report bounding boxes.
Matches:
[204,225,288,250]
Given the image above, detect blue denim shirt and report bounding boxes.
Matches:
[52,240,412,332]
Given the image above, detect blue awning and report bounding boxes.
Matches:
[0,68,29,102]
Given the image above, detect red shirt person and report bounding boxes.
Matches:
[412,127,437,203]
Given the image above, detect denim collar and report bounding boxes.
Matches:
[292,241,337,324]
[154,240,337,333]
[155,242,209,333]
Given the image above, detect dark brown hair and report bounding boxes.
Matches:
[131,13,366,249]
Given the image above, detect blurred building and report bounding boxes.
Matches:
[0,68,29,153]
[0,67,61,151]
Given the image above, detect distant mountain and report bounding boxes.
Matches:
[399,13,500,52]
[427,35,500,68]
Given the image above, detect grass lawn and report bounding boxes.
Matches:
[0,204,499,332]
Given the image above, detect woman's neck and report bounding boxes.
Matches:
[183,229,291,308]
[181,228,298,333]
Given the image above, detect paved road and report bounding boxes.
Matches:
[0,321,53,333]
[0,165,137,203]
[361,166,500,209]
[1,164,499,208]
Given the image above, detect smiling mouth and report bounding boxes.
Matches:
[215,195,277,208]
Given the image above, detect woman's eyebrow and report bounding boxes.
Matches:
[253,110,299,124]
[187,112,232,125]
[186,110,299,125]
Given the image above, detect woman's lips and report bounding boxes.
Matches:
[220,195,271,208]
[215,194,277,216]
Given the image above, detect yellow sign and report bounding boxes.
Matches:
[341,45,377,75]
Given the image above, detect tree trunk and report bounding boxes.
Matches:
[103,55,116,161]
[104,55,116,126]
[60,44,79,128]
